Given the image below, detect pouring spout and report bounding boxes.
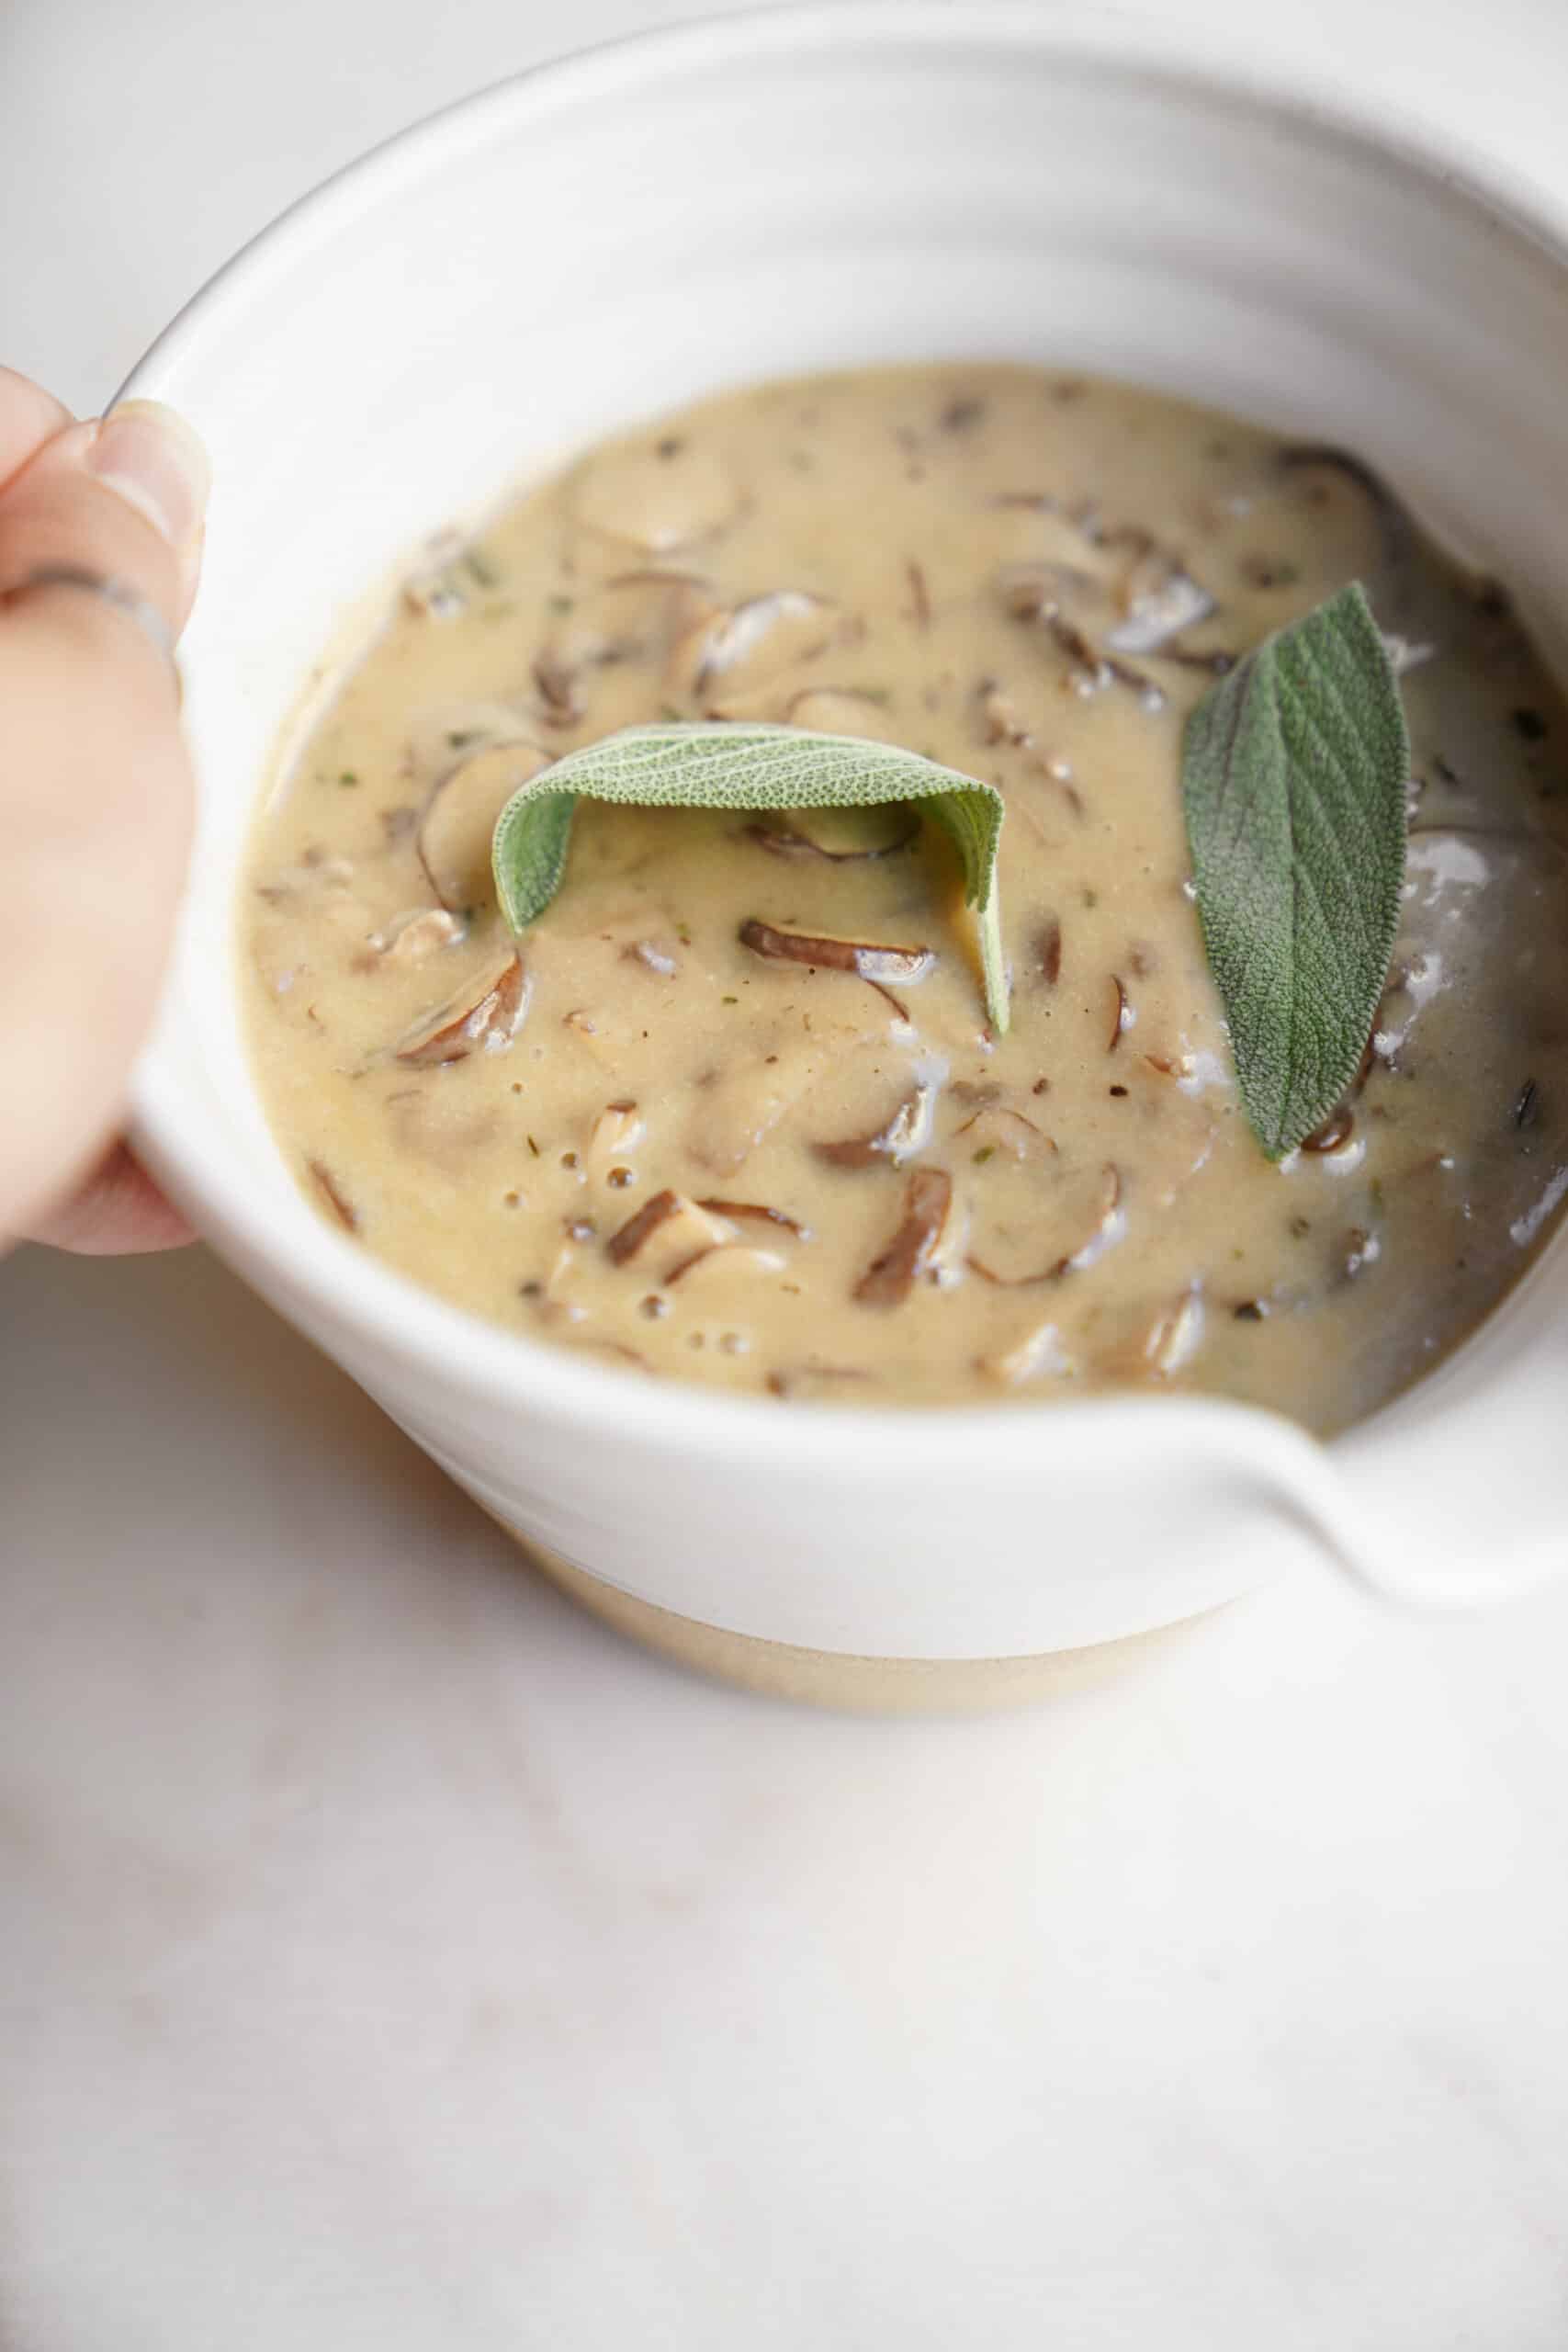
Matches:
[1280,1318,1568,1611]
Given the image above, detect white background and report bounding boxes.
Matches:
[5,3,1568,2346]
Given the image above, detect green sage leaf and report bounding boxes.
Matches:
[1182,582,1409,1159]
[492,722,1010,1030]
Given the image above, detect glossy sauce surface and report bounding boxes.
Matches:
[241,366,1568,1429]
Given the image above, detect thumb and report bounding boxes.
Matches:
[0,396,209,641]
[0,398,210,1240]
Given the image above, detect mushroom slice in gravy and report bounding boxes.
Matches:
[369,907,465,966]
[571,435,741,555]
[585,1100,646,1191]
[817,1081,938,1168]
[739,920,934,989]
[743,802,920,862]
[395,953,528,1066]
[855,1169,955,1306]
[307,1158,361,1233]
[1105,560,1215,655]
[979,1317,1075,1386]
[606,1191,734,1271]
[419,741,549,911]
[695,1198,811,1238]
[665,1243,789,1288]
[669,590,842,702]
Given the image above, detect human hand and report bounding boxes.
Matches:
[0,367,209,1255]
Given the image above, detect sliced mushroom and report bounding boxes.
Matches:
[978,1318,1073,1386]
[1060,1165,1126,1273]
[922,1182,972,1288]
[665,1244,789,1289]
[571,437,741,554]
[605,1190,734,1268]
[418,740,550,911]
[534,572,718,724]
[604,1189,678,1266]
[974,679,1033,748]
[402,537,468,619]
[1048,613,1113,695]
[405,699,531,787]
[553,569,715,661]
[1143,1287,1206,1376]
[625,937,680,977]
[1038,918,1063,987]
[967,1165,1124,1285]
[395,953,529,1066]
[1302,1106,1356,1155]
[368,908,465,965]
[778,685,896,736]
[667,589,841,701]
[739,919,934,991]
[306,1158,360,1233]
[998,549,1176,703]
[1029,756,1087,824]
[987,503,1106,573]
[1161,645,1236,676]
[529,1229,592,1322]
[694,1198,810,1238]
[1105,560,1215,654]
[854,1169,953,1306]
[743,803,919,862]
[560,1008,626,1069]
[585,1100,646,1190]
[1108,975,1131,1052]
[997,560,1100,623]
[1278,444,1407,553]
[532,650,584,729]
[1049,616,1165,708]
[817,1082,936,1169]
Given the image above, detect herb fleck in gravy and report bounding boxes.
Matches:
[241,366,1568,1430]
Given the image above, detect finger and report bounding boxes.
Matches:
[0,366,74,489]
[19,1140,194,1255]
[0,398,209,642]
[0,399,209,1242]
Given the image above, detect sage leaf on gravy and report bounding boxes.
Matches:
[1182,582,1409,1159]
[492,722,1010,1030]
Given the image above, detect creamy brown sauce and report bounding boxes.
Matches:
[240,365,1568,1430]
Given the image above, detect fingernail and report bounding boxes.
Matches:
[87,400,210,549]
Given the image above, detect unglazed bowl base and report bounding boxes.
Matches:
[520,1538,1216,1713]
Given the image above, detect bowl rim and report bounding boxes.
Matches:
[124,0,1568,1474]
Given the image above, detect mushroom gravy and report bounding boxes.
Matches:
[241,365,1568,1430]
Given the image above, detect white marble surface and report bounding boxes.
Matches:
[6,3,1568,2344]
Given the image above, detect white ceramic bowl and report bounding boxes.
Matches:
[126,1,1568,1683]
